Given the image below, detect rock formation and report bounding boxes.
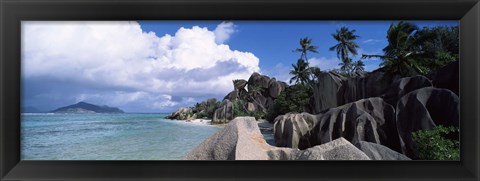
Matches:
[167,107,196,120]
[212,99,234,124]
[342,71,386,106]
[185,117,372,160]
[308,71,392,114]
[176,61,459,160]
[309,72,346,114]
[212,72,287,124]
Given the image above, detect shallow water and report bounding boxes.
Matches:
[21,113,221,160]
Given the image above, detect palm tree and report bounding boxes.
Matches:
[294,37,318,63]
[289,59,311,85]
[329,27,360,75]
[309,66,322,82]
[362,21,426,83]
[247,84,263,98]
[352,60,365,72]
[338,58,353,74]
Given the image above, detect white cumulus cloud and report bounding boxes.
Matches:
[309,57,341,71]
[214,21,236,44]
[22,21,260,112]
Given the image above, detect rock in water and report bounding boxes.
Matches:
[212,99,234,124]
[395,87,459,159]
[382,75,432,106]
[167,107,195,120]
[185,117,370,160]
[274,97,400,152]
[432,61,459,95]
[354,141,410,160]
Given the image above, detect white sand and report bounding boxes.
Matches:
[185,119,212,125]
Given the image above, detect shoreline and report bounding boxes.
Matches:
[184,118,214,126]
[176,118,227,128]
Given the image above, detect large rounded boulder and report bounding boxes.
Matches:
[382,75,432,106]
[395,87,459,159]
[248,72,271,90]
[275,97,401,152]
[268,78,286,98]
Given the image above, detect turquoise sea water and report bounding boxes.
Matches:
[21,113,221,160]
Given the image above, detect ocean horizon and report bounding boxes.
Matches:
[21,113,221,160]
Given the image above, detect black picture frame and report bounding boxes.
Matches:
[1,0,479,180]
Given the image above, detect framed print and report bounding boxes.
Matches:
[1,0,479,180]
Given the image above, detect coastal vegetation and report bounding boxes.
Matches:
[412,125,460,160]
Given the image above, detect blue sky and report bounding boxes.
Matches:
[140,21,458,78]
[22,21,458,113]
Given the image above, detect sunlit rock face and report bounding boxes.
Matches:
[185,117,371,160]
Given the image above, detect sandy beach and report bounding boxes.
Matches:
[185,119,212,125]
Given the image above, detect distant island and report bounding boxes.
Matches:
[51,102,124,113]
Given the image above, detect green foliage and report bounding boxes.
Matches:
[247,84,263,98]
[362,22,459,85]
[352,60,365,72]
[339,58,353,74]
[232,99,265,120]
[412,125,460,160]
[415,26,459,73]
[294,37,318,62]
[289,59,312,85]
[232,99,248,117]
[191,98,221,119]
[309,66,323,82]
[266,84,312,123]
